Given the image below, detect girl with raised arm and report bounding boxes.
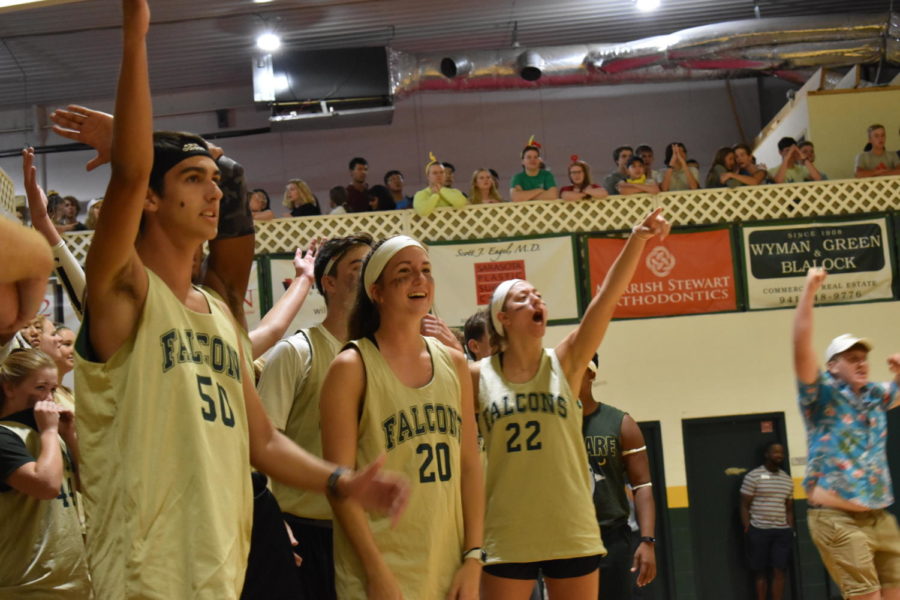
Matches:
[474,210,669,600]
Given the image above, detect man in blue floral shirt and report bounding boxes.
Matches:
[794,267,900,600]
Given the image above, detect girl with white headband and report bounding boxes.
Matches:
[320,235,484,600]
[474,208,669,599]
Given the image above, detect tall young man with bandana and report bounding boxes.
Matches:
[74,3,407,598]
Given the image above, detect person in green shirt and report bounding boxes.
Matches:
[510,143,558,202]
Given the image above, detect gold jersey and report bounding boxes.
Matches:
[74,268,252,599]
[0,420,91,598]
[258,325,342,520]
[477,349,604,564]
[334,336,465,599]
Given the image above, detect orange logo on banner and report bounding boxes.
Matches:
[474,260,526,305]
[588,229,737,318]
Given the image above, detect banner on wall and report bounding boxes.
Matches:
[267,256,327,334]
[243,260,262,330]
[427,235,580,327]
[741,217,893,309]
[587,228,738,319]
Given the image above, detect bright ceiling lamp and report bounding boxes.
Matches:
[634,0,661,12]
[256,31,282,52]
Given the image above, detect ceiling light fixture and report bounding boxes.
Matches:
[634,0,661,12]
[256,31,281,52]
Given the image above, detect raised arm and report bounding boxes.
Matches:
[248,244,316,359]
[22,148,86,319]
[22,148,62,247]
[83,0,153,362]
[556,209,670,380]
[793,267,825,385]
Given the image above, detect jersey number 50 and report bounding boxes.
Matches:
[197,375,236,427]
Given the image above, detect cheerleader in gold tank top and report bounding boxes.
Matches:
[473,210,670,600]
[321,236,485,599]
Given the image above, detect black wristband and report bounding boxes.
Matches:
[640,536,656,544]
[327,466,349,499]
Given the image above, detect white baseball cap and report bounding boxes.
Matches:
[825,334,873,362]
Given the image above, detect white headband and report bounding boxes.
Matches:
[489,278,524,337]
[363,235,427,300]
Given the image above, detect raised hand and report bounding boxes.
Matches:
[293,239,320,281]
[21,147,50,221]
[887,354,900,376]
[804,267,827,293]
[50,105,114,171]
[632,207,670,241]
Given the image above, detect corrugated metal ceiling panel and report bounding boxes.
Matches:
[0,0,893,109]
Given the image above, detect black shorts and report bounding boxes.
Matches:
[746,526,793,570]
[483,554,602,580]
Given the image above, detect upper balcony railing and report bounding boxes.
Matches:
[61,176,900,262]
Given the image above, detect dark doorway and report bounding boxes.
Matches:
[682,413,799,600]
[636,420,676,600]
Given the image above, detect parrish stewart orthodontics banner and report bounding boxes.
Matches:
[586,228,738,319]
[740,217,893,309]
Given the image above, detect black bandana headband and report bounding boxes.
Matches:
[150,141,214,186]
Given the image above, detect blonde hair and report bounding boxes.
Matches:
[282,179,317,208]
[0,349,56,412]
[469,169,503,204]
[86,200,103,229]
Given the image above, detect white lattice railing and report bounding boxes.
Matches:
[62,176,900,263]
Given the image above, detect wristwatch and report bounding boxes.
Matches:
[639,536,656,544]
[462,547,487,564]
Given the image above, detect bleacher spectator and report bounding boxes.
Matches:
[661,142,700,192]
[441,162,458,189]
[732,144,767,186]
[617,156,660,195]
[489,168,501,189]
[384,170,412,209]
[85,198,103,229]
[54,196,86,233]
[283,179,321,217]
[470,168,504,204]
[705,147,739,188]
[367,185,396,211]
[855,125,900,178]
[413,153,468,217]
[798,141,827,180]
[636,144,663,184]
[249,189,274,221]
[560,156,607,201]
[510,138,558,202]
[345,157,370,212]
[328,186,348,215]
[770,137,823,184]
[604,146,633,195]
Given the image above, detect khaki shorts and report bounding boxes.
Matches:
[808,507,900,598]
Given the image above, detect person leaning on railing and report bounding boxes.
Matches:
[660,142,700,191]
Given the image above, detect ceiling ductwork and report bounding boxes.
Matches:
[390,12,899,98]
